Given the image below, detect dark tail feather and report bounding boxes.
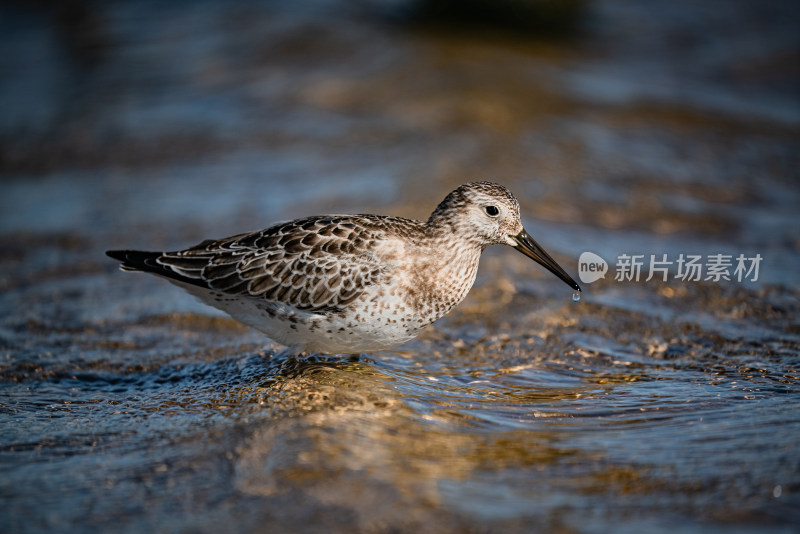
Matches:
[106,250,211,290]
[106,250,164,273]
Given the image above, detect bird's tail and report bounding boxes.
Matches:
[105,250,163,273]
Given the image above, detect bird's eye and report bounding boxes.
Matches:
[484,205,500,217]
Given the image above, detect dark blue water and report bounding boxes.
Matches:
[1,1,798,532]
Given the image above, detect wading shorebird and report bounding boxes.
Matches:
[107,182,580,353]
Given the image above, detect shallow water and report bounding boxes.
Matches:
[1,1,799,533]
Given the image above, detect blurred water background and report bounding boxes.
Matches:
[1,1,799,532]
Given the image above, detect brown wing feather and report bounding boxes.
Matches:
[156,216,385,313]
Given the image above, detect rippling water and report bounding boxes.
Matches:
[1,1,799,533]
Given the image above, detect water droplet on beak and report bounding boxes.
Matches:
[572,289,581,302]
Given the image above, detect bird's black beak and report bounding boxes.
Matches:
[511,230,581,292]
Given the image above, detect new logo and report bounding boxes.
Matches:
[578,252,608,284]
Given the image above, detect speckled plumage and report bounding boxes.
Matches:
[107,182,580,353]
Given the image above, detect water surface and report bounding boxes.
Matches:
[1,1,798,532]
